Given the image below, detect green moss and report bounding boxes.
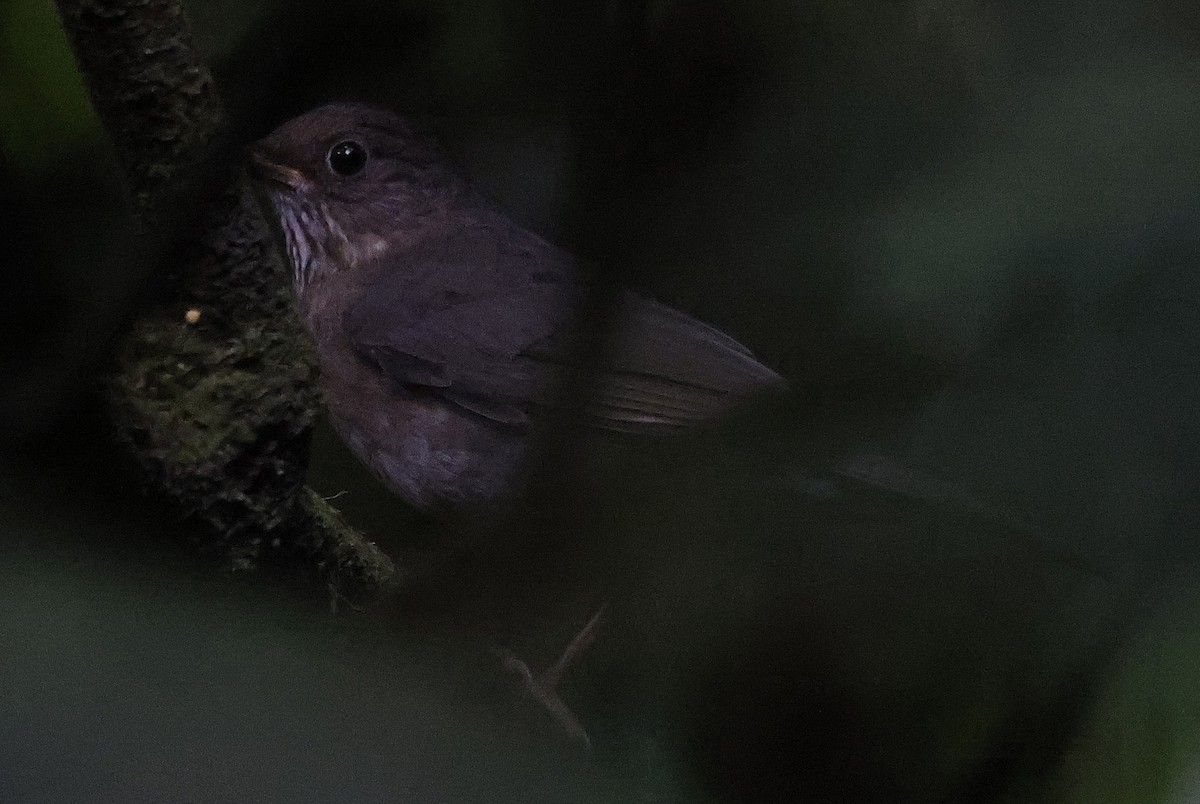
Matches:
[107,185,399,600]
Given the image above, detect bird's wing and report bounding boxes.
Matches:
[564,293,787,431]
[343,219,577,425]
[345,219,784,429]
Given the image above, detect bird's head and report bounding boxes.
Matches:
[250,103,465,289]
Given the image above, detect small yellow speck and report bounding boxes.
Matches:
[184,309,201,325]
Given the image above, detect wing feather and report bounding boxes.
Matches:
[344,216,784,430]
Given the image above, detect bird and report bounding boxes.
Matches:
[249,103,786,518]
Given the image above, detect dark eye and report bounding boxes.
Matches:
[326,140,367,176]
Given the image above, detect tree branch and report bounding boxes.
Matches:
[53,0,398,600]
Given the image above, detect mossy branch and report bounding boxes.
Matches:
[53,0,398,600]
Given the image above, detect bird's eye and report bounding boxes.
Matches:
[326,140,368,176]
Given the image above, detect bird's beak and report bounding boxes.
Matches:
[248,145,311,192]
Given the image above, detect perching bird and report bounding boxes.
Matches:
[250,103,785,515]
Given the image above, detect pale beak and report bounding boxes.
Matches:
[248,145,312,193]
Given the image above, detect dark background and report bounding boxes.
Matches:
[3,0,1200,801]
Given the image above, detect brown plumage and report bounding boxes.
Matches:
[252,103,784,511]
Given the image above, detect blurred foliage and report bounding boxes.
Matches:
[1046,587,1200,804]
[0,0,100,172]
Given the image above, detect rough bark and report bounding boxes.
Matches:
[53,0,221,213]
